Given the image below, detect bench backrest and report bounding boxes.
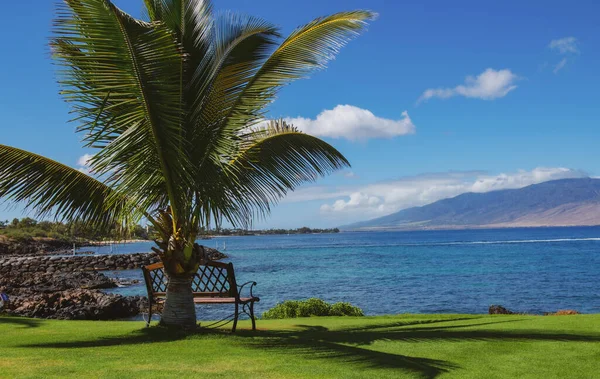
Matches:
[142,260,238,300]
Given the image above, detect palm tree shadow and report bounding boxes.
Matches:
[18,316,600,379]
[21,326,189,348]
[240,324,457,378]
[0,316,42,328]
[232,317,600,377]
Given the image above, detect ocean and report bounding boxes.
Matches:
[90,226,600,320]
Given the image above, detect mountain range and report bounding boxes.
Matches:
[341,178,600,231]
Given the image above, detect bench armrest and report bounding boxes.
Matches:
[237,281,257,298]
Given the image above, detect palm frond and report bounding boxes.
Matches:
[188,12,280,167]
[0,145,137,230]
[149,0,212,41]
[142,0,162,21]
[52,0,190,225]
[222,11,376,135]
[146,0,214,104]
[217,120,350,225]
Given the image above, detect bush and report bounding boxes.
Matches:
[32,229,47,238]
[330,302,365,317]
[262,300,301,319]
[297,298,331,317]
[2,229,33,241]
[262,298,364,319]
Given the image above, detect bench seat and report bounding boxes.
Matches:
[142,260,259,331]
[154,296,259,304]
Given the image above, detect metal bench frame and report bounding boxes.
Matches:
[141,260,259,331]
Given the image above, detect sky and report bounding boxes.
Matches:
[1,0,600,228]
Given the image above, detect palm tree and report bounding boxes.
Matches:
[0,0,374,328]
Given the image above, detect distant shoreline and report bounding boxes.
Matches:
[83,239,151,246]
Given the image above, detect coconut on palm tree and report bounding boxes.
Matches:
[0,0,374,328]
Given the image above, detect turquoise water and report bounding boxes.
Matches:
[93,227,600,319]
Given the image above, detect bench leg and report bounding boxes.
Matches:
[232,302,239,333]
[250,301,256,331]
[147,303,152,328]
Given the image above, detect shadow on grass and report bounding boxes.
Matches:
[238,324,458,378]
[0,316,42,328]
[18,316,600,379]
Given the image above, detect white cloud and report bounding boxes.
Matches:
[320,192,383,213]
[553,58,567,74]
[77,154,93,167]
[549,37,579,54]
[418,68,519,103]
[548,37,579,74]
[76,154,93,175]
[469,167,584,192]
[285,105,415,141]
[343,171,358,178]
[318,167,588,220]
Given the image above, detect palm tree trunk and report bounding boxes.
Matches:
[160,274,197,328]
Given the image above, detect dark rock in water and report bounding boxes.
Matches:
[201,246,228,261]
[6,289,146,320]
[488,305,515,315]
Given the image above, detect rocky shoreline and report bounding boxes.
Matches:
[0,237,74,256]
[0,247,227,275]
[0,252,161,275]
[1,270,146,319]
[0,244,227,320]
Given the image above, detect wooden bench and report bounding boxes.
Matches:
[141,261,259,331]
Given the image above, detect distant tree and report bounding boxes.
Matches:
[131,224,148,240]
[37,221,54,231]
[18,218,37,228]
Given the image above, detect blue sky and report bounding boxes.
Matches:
[1,0,599,228]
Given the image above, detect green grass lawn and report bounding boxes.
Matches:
[1,314,599,378]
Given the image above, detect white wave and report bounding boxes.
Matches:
[444,237,600,245]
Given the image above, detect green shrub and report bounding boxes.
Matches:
[3,230,33,241]
[262,298,364,319]
[261,300,301,319]
[330,302,364,316]
[32,229,47,238]
[297,298,331,317]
